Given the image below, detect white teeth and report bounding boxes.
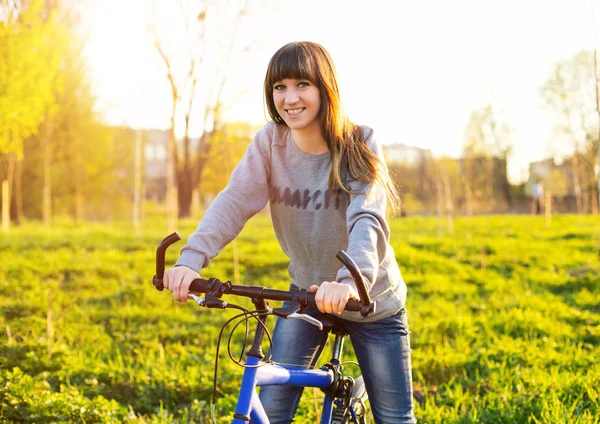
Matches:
[287,108,304,115]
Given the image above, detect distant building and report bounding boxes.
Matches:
[383,143,433,166]
[527,158,574,197]
[143,130,215,200]
[144,130,169,201]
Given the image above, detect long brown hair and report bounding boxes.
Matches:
[264,41,400,210]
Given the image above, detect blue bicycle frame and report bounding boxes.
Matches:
[226,296,355,424]
[232,355,337,424]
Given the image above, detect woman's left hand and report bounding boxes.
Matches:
[309,281,359,314]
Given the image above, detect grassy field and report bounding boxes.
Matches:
[1,214,599,423]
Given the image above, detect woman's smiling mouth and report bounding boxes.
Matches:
[286,108,305,116]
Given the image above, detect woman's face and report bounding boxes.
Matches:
[272,78,321,131]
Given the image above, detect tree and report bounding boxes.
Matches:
[463,103,512,212]
[150,0,257,226]
[541,50,599,214]
[17,1,133,223]
[0,0,59,229]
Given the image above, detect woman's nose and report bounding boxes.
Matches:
[285,89,299,104]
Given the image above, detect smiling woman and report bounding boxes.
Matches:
[164,40,416,423]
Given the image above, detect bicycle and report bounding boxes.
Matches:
[152,232,375,424]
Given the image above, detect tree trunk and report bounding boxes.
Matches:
[43,115,53,225]
[178,128,212,219]
[3,155,15,232]
[2,180,9,233]
[178,103,194,219]
[442,169,454,235]
[435,178,442,237]
[466,157,475,214]
[572,154,583,214]
[545,190,552,227]
[592,180,599,215]
[501,156,511,209]
[583,178,590,214]
[167,127,178,233]
[465,181,473,218]
[15,158,23,225]
[178,173,193,218]
[486,156,495,213]
[74,149,84,222]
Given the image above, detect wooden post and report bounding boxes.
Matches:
[2,180,9,233]
[545,190,552,227]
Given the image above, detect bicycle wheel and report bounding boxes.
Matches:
[342,375,370,424]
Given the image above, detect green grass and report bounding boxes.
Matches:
[1,214,599,423]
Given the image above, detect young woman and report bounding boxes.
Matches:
[164,41,416,424]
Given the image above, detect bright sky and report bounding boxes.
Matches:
[83,0,599,184]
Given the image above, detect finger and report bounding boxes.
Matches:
[309,285,319,293]
[314,283,326,313]
[176,279,188,303]
[176,272,193,302]
[171,278,182,301]
[163,269,170,291]
[330,291,345,314]
[179,273,196,301]
[335,292,349,314]
[324,288,336,314]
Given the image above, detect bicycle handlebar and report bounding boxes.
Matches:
[152,232,375,317]
[187,276,366,313]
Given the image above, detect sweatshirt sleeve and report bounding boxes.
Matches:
[335,127,390,293]
[175,124,273,272]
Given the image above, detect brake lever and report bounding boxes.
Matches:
[187,293,228,309]
[286,312,324,331]
[188,293,205,307]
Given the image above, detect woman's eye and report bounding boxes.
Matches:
[273,84,285,91]
[298,82,310,88]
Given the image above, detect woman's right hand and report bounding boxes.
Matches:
[164,266,200,303]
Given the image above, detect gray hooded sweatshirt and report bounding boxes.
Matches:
[175,122,407,322]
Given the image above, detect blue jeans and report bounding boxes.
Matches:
[258,303,417,424]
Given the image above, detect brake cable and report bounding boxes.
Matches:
[210,305,275,422]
